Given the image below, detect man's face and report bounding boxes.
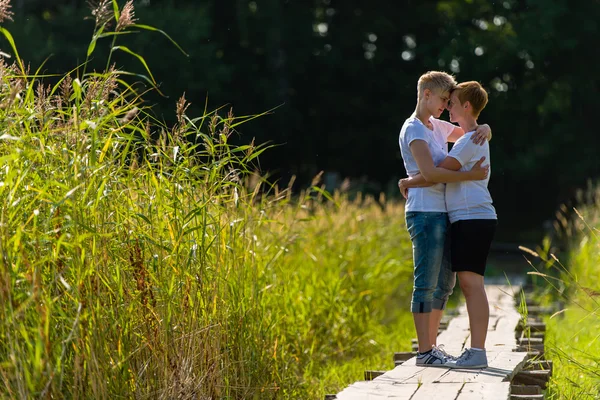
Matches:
[429,89,450,118]
[448,92,463,123]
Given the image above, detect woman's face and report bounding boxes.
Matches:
[448,92,465,123]
[426,89,450,118]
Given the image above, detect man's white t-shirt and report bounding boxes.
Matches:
[445,131,497,223]
[399,114,455,212]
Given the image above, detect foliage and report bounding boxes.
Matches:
[3,0,599,240]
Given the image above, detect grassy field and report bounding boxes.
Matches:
[526,188,600,399]
[0,2,417,398]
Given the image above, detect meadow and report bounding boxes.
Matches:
[0,2,417,398]
[525,187,600,399]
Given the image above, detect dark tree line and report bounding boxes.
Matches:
[4,0,600,240]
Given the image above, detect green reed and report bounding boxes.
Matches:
[0,1,416,398]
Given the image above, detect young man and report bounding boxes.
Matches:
[400,81,497,369]
[398,72,491,367]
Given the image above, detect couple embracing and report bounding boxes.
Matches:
[398,71,497,369]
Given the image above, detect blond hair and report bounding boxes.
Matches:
[417,71,456,98]
[453,81,488,118]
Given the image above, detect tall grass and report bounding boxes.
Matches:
[0,2,415,398]
[524,186,600,399]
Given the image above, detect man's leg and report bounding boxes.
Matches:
[429,309,444,347]
[407,212,448,352]
[458,271,488,349]
[431,218,455,346]
[413,313,432,353]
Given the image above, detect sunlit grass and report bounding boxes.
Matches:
[527,188,600,399]
[0,1,416,398]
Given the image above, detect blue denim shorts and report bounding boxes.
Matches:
[405,212,456,313]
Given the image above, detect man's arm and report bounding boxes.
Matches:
[447,124,492,145]
[410,140,488,184]
[398,173,432,199]
[398,155,486,198]
[400,174,432,189]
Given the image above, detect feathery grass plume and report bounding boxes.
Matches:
[518,245,539,258]
[549,308,568,319]
[120,106,139,125]
[0,75,21,110]
[87,0,112,28]
[101,65,119,100]
[82,76,100,115]
[0,57,8,80]
[53,75,73,112]
[0,0,14,24]
[176,93,190,125]
[82,72,116,118]
[222,107,234,140]
[573,207,584,221]
[340,177,351,192]
[35,83,50,113]
[573,206,600,241]
[173,94,190,140]
[209,113,218,136]
[60,75,72,102]
[311,171,324,187]
[0,82,18,110]
[116,0,137,32]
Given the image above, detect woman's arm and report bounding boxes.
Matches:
[447,124,492,145]
[410,140,488,184]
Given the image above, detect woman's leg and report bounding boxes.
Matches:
[458,271,488,349]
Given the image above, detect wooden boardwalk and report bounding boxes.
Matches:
[335,285,530,399]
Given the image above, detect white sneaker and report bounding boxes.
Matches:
[445,348,488,369]
[416,349,447,367]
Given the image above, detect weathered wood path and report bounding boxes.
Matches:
[333,285,542,399]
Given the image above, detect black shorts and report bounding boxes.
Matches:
[450,219,497,276]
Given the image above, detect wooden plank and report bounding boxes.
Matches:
[512,370,550,389]
[525,305,558,315]
[334,285,524,399]
[446,315,471,331]
[456,382,511,399]
[490,351,529,381]
[525,360,552,373]
[410,383,464,399]
[468,352,530,383]
[526,322,546,333]
[485,331,518,350]
[400,366,450,384]
[436,369,483,384]
[487,316,500,330]
[494,312,522,333]
[374,362,427,384]
[435,351,526,384]
[393,352,416,362]
[511,385,542,395]
[336,381,419,399]
[364,370,386,380]
[436,318,470,353]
